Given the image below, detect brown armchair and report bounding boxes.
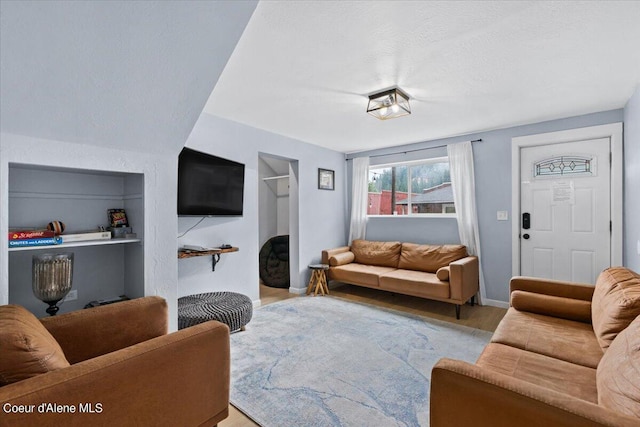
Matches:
[0,296,230,427]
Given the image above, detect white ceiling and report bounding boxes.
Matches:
[0,1,257,153]
[204,1,640,153]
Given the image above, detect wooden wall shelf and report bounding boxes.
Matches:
[177,247,239,271]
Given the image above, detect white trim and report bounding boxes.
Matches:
[511,123,623,278]
[252,299,262,308]
[288,287,308,295]
[367,213,457,219]
[482,298,510,309]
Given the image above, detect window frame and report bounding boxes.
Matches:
[367,156,457,218]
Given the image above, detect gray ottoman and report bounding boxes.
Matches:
[178,291,253,332]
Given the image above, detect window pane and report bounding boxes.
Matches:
[368,159,455,216]
[409,162,455,214]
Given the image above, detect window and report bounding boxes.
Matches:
[367,157,455,216]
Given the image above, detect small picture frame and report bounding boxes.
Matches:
[108,209,129,228]
[318,168,335,191]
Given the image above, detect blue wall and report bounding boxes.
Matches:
[347,109,624,304]
[178,113,347,302]
[624,87,640,272]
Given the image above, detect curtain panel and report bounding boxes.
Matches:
[348,156,370,243]
[447,141,486,304]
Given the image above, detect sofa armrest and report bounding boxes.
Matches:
[431,358,638,427]
[322,246,351,265]
[510,276,595,301]
[0,320,230,427]
[39,296,168,364]
[448,256,479,302]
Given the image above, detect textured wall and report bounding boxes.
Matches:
[624,87,640,272]
[346,109,624,304]
[178,114,347,303]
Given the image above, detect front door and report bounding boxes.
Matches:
[520,138,611,283]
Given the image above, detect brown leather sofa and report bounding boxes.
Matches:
[431,267,640,427]
[322,239,479,319]
[0,296,230,427]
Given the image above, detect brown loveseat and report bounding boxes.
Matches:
[322,239,479,319]
[431,267,640,427]
[0,296,230,427]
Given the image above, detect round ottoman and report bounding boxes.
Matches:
[178,291,253,332]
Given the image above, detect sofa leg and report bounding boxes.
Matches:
[470,295,476,306]
[455,305,461,320]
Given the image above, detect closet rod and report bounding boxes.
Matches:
[262,175,289,181]
[346,139,482,161]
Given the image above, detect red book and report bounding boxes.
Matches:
[9,230,56,240]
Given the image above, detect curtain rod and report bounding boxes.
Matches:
[346,139,482,161]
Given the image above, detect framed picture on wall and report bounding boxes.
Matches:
[318,168,335,190]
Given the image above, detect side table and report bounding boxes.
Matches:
[307,264,330,296]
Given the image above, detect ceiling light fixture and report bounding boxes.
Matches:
[366,87,411,120]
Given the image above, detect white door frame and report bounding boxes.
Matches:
[511,123,623,279]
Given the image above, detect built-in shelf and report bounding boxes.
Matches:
[8,238,142,252]
[178,247,239,271]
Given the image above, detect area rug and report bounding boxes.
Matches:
[230,296,492,427]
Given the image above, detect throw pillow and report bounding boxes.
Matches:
[0,305,70,385]
[591,267,640,351]
[597,314,640,417]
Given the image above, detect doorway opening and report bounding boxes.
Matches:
[258,153,300,302]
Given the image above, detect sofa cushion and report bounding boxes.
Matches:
[477,343,598,403]
[597,314,640,417]
[328,251,355,266]
[329,263,397,287]
[592,267,640,351]
[0,305,70,386]
[379,270,450,299]
[436,266,450,281]
[398,243,467,273]
[350,240,402,268]
[491,308,603,368]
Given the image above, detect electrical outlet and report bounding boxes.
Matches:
[65,290,78,302]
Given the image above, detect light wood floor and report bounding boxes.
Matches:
[220,282,507,427]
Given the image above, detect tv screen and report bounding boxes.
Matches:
[177,147,245,216]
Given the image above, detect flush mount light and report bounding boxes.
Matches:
[366,87,411,120]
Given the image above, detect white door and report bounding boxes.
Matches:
[520,138,611,283]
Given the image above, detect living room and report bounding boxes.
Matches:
[1,1,640,426]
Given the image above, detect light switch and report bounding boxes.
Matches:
[497,211,509,221]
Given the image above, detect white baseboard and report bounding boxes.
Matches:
[482,298,509,309]
[252,299,262,308]
[288,287,307,295]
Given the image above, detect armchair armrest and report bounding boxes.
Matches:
[39,296,167,364]
[431,358,638,427]
[0,320,230,427]
[448,256,479,302]
[321,246,350,265]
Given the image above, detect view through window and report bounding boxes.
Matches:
[368,157,455,216]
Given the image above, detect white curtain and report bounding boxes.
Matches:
[447,141,486,304]
[348,156,370,243]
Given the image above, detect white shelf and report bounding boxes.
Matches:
[8,238,142,252]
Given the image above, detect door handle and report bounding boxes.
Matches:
[522,212,531,230]
[523,233,530,240]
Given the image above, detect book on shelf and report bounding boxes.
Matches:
[9,230,56,240]
[8,237,63,248]
[61,231,112,243]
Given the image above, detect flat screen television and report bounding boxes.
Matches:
[177,147,245,216]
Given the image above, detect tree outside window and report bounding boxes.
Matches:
[367,158,455,216]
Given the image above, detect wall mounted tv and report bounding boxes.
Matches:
[177,147,245,217]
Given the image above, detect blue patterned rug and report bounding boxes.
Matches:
[230,296,492,426]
